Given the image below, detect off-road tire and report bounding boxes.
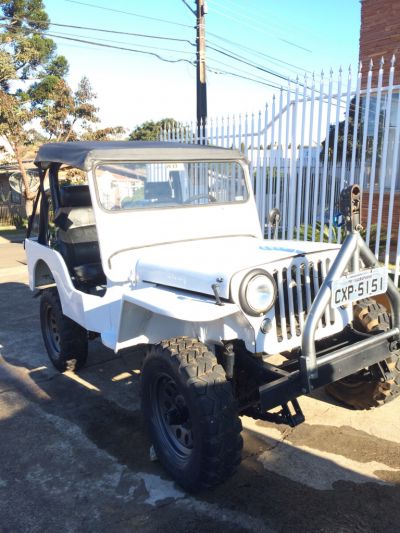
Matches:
[326,298,400,409]
[141,337,243,491]
[40,289,88,372]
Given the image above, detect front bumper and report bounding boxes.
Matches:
[258,326,399,410]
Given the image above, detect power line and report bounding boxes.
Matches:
[23,18,195,45]
[207,63,281,90]
[207,65,289,92]
[209,0,318,44]
[206,40,305,80]
[0,14,196,55]
[46,29,305,96]
[45,32,195,64]
[46,29,194,55]
[1,6,311,88]
[0,17,195,64]
[1,11,345,100]
[2,5,312,76]
[206,2,312,53]
[206,56,291,87]
[0,19,304,90]
[212,0,318,49]
[207,32,311,75]
[207,43,346,103]
[181,0,196,16]
[65,0,194,29]
[1,7,312,79]
[207,44,298,85]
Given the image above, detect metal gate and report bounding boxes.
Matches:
[161,58,400,285]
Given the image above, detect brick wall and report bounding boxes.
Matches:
[361,192,399,260]
[360,0,400,86]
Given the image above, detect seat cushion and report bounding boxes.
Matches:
[73,262,106,285]
[56,185,105,286]
[58,240,101,270]
[60,185,91,207]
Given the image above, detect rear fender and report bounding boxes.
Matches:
[25,239,111,332]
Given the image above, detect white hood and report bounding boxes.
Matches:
[136,236,340,299]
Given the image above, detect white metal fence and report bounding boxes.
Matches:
[161,58,400,286]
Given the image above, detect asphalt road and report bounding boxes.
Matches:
[1,236,400,533]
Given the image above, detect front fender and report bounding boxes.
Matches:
[123,286,239,321]
[115,286,256,352]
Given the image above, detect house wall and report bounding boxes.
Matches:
[359,0,400,252]
[360,0,400,86]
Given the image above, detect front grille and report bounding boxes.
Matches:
[273,257,335,342]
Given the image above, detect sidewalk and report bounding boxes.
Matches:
[0,231,27,279]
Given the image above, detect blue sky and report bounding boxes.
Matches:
[43,0,361,132]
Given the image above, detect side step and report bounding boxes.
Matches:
[279,399,305,427]
[244,399,305,428]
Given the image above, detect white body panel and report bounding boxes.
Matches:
[86,167,262,283]
[136,237,341,299]
[25,239,255,351]
[26,234,351,355]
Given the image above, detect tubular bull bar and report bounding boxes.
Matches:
[257,184,400,411]
[299,230,400,391]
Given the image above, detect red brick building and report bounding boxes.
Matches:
[359,0,400,255]
[359,0,400,86]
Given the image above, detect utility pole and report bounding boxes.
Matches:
[196,0,207,141]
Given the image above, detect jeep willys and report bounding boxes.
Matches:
[26,141,400,490]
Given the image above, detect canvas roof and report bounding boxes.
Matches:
[34,141,245,171]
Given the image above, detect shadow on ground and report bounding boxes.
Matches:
[1,280,400,532]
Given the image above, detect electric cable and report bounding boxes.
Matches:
[46,29,194,55]
[205,3,312,53]
[65,0,194,29]
[45,32,196,64]
[0,15,195,45]
[207,33,312,74]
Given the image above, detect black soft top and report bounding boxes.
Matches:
[34,141,244,171]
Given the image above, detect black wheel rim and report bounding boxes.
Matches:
[152,374,193,461]
[44,304,61,357]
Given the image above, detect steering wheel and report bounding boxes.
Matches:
[184,193,217,204]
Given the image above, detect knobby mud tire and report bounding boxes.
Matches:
[40,289,88,372]
[141,337,243,491]
[326,298,400,409]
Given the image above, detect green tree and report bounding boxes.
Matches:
[65,75,99,141]
[30,75,100,141]
[129,118,178,141]
[0,0,66,213]
[81,125,126,141]
[0,2,105,214]
[321,96,380,163]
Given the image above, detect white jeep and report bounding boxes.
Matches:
[25,141,400,490]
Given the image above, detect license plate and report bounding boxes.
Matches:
[331,267,388,307]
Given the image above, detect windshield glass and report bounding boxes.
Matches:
[94,161,248,211]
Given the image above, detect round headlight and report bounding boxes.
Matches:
[239,270,276,316]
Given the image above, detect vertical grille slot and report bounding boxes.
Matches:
[317,261,327,327]
[273,270,287,341]
[294,265,305,332]
[285,266,296,337]
[273,257,337,343]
